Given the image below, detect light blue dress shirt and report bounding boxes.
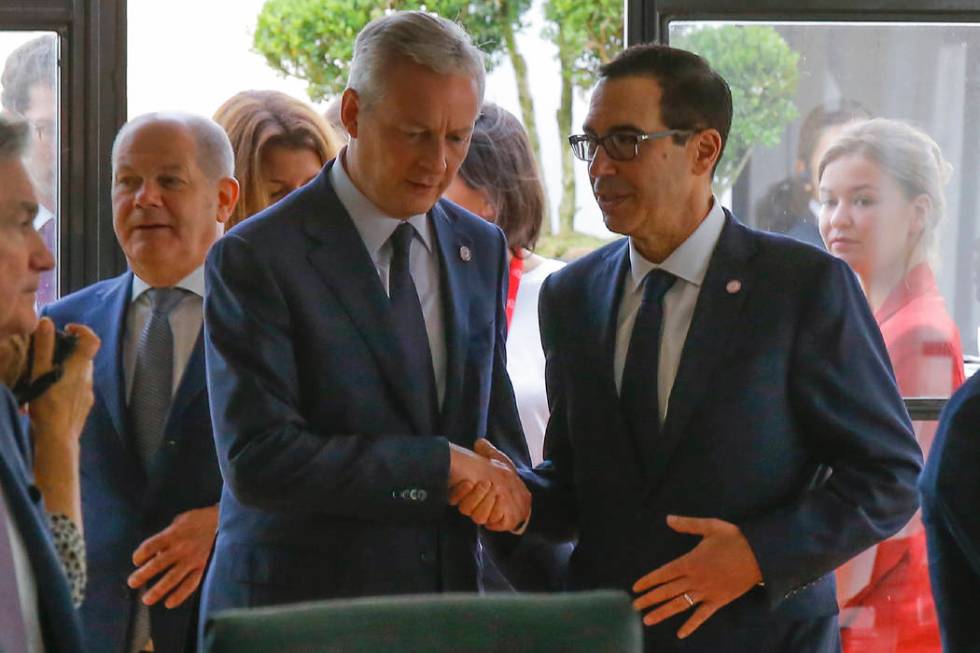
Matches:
[614,198,726,425]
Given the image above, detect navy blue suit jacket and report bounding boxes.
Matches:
[920,371,980,652]
[526,213,922,652]
[0,386,84,651]
[43,272,222,653]
[200,161,529,618]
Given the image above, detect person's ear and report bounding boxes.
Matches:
[690,129,722,177]
[341,88,361,140]
[909,193,932,237]
[215,177,240,225]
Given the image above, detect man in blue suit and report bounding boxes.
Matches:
[44,112,239,652]
[0,113,96,653]
[920,354,980,651]
[200,11,531,621]
[480,44,922,652]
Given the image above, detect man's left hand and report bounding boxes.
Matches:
[127,505,219,609]
[632,515,762,639]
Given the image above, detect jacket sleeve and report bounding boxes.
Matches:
[519,273,580,543]
[739,256,923,606]
[204,233,450,522]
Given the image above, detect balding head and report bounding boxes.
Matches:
[111,112,239,287]
[113,112,234,182]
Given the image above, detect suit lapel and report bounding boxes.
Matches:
[430,203,470,440]
[585,242,649,480]
[91,272,133,446]
[302,164,432,435]
[645,213,756,497]
[164,330,205,436]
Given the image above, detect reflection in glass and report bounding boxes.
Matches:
[670,21,980,362]
[818,118,963,652]
[0,33,58,307]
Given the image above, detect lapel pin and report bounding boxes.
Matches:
[459,246,472,262]
[726,279,742,294]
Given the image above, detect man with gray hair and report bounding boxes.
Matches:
[201,10,532,620]
[43,112,239,653]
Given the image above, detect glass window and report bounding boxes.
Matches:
[668,21,976,387]
[0,31,59,308]
[669,20,974,651]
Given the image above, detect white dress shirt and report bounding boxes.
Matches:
[2,487,44,653]
[614,198,726,425]
[330,151,448,408]
[506,257,565,465]
[124,266,205,401]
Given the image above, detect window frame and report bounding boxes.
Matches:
[0,0,128,296]
[627,0,980,419]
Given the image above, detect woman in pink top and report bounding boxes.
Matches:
[818,118,964,652]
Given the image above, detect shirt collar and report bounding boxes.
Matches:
[131,264,205,303]
[628,197,726,292]
[329,148,433,259]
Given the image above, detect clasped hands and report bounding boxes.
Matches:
[447,439,530,532]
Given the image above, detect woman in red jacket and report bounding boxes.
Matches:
[818,118,965,652]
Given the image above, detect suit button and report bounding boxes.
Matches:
[165,440,177,447]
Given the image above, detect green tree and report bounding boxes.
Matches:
[254,0,505,101]
[671,25,799,193]
[252,0,549,226]
[543,0,623,234]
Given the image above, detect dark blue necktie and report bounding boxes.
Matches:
[389,223,438,432]
[621,269,676,442]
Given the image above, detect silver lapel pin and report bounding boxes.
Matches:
[459,245,472,262]
[726,279,742,294]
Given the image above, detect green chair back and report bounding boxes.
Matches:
[204,590,642,653]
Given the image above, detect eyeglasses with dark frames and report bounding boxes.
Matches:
[568,129,692,162]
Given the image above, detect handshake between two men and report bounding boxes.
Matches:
[447,439,530,533]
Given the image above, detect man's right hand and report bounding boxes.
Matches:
[448,439,529,532]
[29,319,100,445]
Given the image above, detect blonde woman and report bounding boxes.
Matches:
[214,90,341,230]
[819,118,963,653]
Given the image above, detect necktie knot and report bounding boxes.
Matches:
[642,269,676,306]
[146,287,186,316]
[391,222,416,260]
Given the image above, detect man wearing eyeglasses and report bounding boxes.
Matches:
[483,43,922,652]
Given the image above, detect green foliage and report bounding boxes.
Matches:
[672,25,799,192]
[543,0,623,85]
[536,230,612,261]
[254,0,522,103]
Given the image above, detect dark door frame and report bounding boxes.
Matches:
[1,0,128,294]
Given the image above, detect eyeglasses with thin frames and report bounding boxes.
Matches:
[568,129,692,162]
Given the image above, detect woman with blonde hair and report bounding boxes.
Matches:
[818,117,964,652]
[213,90,341,230]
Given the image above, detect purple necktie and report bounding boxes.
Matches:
[0,491,29,653]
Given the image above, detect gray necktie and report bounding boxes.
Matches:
[129,287,185,471]
[0,494,28,653]
[127,287,185,652]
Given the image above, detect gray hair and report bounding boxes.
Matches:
[819,118,953,261]
[347,11,485,108]
[0,114,29,161]
[112,111,235,181]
